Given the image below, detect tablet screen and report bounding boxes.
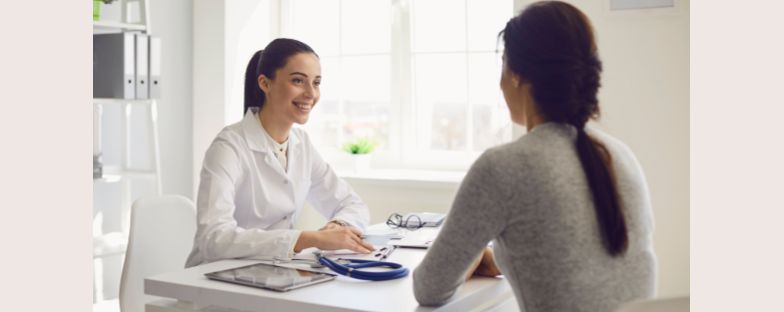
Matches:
[205,262,336,292]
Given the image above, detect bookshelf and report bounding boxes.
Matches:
[92,0,158,305]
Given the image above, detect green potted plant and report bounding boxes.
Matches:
[93,0,102,21]
[342,138,377,172]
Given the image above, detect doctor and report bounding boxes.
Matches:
[186,38,374,268]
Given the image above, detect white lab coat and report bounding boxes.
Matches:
[186,108,369,267]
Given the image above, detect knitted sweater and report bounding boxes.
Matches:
[413,123,657,312]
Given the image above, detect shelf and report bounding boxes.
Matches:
[94,174,123,184]
[93,98,154,105]
[93,20,147,32]
[94,232,128,259]
[94,168,158,183]
[93,0,153,303]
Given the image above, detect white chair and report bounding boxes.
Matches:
[119,195,197,312]
[616,296,690,312]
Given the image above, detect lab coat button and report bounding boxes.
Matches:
[283,215,288,220]
[284,180,288,184]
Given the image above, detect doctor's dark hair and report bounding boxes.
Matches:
[501,1,628,256]
[244,38,318,114]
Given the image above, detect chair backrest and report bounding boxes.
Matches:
[119,195,197,312]
[616,296,690,312]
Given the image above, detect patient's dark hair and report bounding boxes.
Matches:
[244,38,317,114]
[501,1,628,256]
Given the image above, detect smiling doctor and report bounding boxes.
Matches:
[186,38,374,268]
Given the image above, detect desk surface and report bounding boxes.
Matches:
[145,247,512,312]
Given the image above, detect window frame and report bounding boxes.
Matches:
[280,0,513,172]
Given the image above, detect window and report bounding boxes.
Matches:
[282,0,513,170]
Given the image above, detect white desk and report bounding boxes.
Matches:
[145,246,513,312]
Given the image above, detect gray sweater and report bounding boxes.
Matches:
[413,123,656,312]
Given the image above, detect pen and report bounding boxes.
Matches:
[380,245,397,260]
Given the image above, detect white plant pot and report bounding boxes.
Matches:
[352,154,372,173]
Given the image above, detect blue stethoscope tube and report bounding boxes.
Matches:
[317,256,409,281]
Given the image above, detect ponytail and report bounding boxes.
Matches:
[244,50,264,114]
[574,128,628,256]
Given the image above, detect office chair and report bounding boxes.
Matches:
[616,296,690,312]
[119,195,197,312]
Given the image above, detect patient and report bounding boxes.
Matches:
[412,1,657,311]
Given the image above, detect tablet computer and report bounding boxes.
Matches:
[205,262,336,292]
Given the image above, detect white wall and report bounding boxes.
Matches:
[565,0,690,297]
[152,0,194,198]
[193,0,280,194]
[225,0,281,124]
[193,0,227,194]
[193,0,689,298]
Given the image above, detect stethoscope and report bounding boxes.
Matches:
[313,251,409,281]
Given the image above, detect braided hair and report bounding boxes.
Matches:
[501,1,628,256]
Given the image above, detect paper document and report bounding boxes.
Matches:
[364,223,405,239]
[392,227,440,248]
[294,246,390,261]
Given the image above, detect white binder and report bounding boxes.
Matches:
[148,36,161,99]
[135,33,149,99]
[93,33,136,99]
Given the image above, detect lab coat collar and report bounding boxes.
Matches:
[241,107,301,154]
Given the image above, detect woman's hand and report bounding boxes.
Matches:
[319,221,345,231]
[466,253,484,281]
[475,247,502,277]
[317,226,374,253]
[295,227,374,254]
[465,247,502,280]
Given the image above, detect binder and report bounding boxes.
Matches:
[93,33,136,99]
[148,36,161,99]
[134,33,149,99]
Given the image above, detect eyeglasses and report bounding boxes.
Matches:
[386,213,424,230]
